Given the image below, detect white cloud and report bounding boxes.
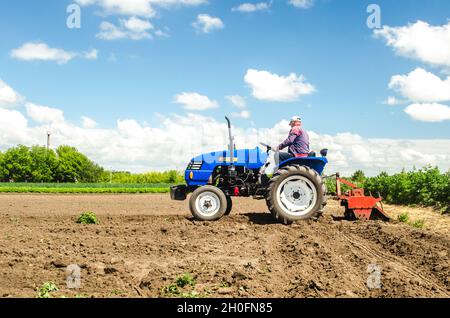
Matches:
[11,42,76,64]
[232,110,251,119]
[192,14,224,34]
[389,68,450,103]
[404,103,450,122]
[232,2,271,13]
[288,0,314,9]
[75,0,207,18]
[81,116,98,128]
[173,92,219,110]
[10,42,99,64]
[84,49,99,60]
[226,95,247,108]
[244,69,315,102]
[374,20,450,68]
[76,0,156,17]
[0,79,23,108]
[0,108,29,145]
[25,103,65,124]
[383,96,406,106]
[97,17,153,40]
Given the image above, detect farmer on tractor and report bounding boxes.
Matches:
[277,116,310,163]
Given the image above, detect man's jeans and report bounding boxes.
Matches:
[276,152,294,165]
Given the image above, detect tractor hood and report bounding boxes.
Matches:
[185,147,268,186]
[190,146,268,169]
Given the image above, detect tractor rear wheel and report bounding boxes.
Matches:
[266,165,327,224]
[189,186,228,221]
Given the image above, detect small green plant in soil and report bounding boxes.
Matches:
[176,273,196,288]
[398,212,410,223]
[77,211,99,224]
[411,219,425,229]
[162,273,197,297]
[36,282,58,298]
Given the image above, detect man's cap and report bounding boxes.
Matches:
[290,116,302,122]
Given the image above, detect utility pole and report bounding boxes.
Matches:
[46,131,51,150]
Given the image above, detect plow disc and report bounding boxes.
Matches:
[335,174,390,221]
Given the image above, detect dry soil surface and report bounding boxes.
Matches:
[0,194,448,298]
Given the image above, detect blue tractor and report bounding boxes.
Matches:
[170,117,329,224]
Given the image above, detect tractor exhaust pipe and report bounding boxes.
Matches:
[225,116,236,179]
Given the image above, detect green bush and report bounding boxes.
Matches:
[77,211,99,224]
[363,167,449,213]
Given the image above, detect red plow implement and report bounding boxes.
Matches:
[335,173,390,221]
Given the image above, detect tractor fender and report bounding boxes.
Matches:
[276,157,328,175]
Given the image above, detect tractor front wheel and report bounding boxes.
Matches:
[266,165,327,224]
[225,196,233,215]
[189,186,228,221]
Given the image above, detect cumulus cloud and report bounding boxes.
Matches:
[386,68,450,122]
[244,69,315,102]
[81,116,98,129]
[26,103,65,124]
[389,68,450,103]
[0,108,29,146]
[288,0,314,9]
[173,92,219,110]
[374,20,450,68]
[0,79,23,108]
[11,42,76,64]
[226,95,247,108]
[232,2,271,13]
[232,110,251,119]
[192,14,224,34]
[75,0,207,18]
[10,42,98,64]
[97,17,154,40]
[404,103,450,123]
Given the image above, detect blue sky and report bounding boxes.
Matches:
[0,0,449,173]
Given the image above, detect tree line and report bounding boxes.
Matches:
[0,145,104,183]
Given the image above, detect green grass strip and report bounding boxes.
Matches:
[0,187,170,194]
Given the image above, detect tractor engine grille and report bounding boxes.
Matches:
[187,161,203,170]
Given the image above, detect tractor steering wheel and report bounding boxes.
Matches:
[260,142,275,153]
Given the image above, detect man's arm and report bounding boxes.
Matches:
[278,128,302,150]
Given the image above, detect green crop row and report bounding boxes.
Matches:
[0,182,172,189]
[0,187,170,194]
